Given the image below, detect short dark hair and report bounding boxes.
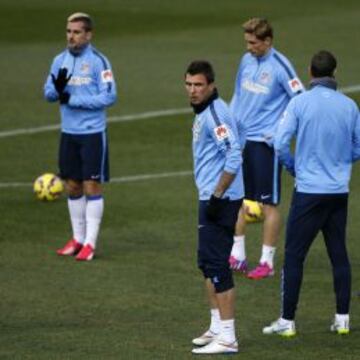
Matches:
[185,60,215,84]
[310,50,337,78]
[67,12,93,32]
[242,18,273,40]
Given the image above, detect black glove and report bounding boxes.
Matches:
[51,68,71,94]
[59,92,70,105]
[206,195,223,221]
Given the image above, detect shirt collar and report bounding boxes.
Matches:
[191,88,219,114]
[69,43,91,57]
[309,77,337,90]
[255,47,274,62]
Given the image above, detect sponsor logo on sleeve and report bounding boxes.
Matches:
[101,69,114,83]
[288,77,303,93]
[214,124,229,141]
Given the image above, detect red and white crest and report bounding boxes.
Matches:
[101,69,114,83]
[288,77,303,93]
[214,124,229,141]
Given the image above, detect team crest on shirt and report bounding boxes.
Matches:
[214,124,229,141]
[80,62,90,74]
[288,77,303,93]
[259,71,271,85]
[101,69,114,83]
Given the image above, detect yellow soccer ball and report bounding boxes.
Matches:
[244,199,264,223]
[33,173,64,201]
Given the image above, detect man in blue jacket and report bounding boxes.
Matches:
[263,50,360,336]
[229,18,304,279]
[185,60,244,355]
[44,13,117,261]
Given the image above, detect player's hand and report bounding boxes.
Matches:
[59,92,70,105]
[51,68,72,94]
[206,195,222,221]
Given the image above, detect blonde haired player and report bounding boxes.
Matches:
[44,13,117,260]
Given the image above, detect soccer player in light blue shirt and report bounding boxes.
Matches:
[228,18,304,279]
[185,61,244,355]
[264,50,360,337]
[275,76,360,192]
[44,13,117,261]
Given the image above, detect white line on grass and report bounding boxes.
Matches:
[0,170,193,189]
[110,170,192,183]
[339,84,360,94]
[0,108,192,138]
[1,83,359,139]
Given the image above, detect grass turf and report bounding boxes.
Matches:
[0,1,360,359]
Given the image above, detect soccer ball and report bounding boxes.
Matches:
[33,173,64,201]
[244,199,264,223]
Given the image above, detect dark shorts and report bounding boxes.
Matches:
[197,199,242,292]
[243,140,281,205]
[59,131,109,183]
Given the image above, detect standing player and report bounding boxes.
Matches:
[263,50,360,336]
[44,13,117,261]
[228,17,304,279]
[185,60,244,355]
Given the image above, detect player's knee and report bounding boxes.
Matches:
[209,269,234,293]
[333,263,351,278]
[83,180,102,196]
[262,203,280,219]
[284,249,306,267]
[66,179,83,197]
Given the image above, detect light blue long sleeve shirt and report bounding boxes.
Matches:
[44,44,117,134]
[192,94,245,201]
[230,47,303,144]
[274,81,360,193]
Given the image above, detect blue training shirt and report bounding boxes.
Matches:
[274,81,360,194]
[192,94,245,201]
[230,47,304,144]
[44,44,117,134]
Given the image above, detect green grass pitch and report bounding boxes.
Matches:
[0,1,360,359]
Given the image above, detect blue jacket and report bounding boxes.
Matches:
[192,93,244,200]
[274,80,360,193]
[230,47,303,144]
[44,44,117,134]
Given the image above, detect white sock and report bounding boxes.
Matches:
[84,195,104,249]
[230,235,246,261]
[219,319,236,343]
[68,195,86,244]
[335,314,349,322]
[280,317,293,324]
[209,308,220,334]
[260,244,276,268]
